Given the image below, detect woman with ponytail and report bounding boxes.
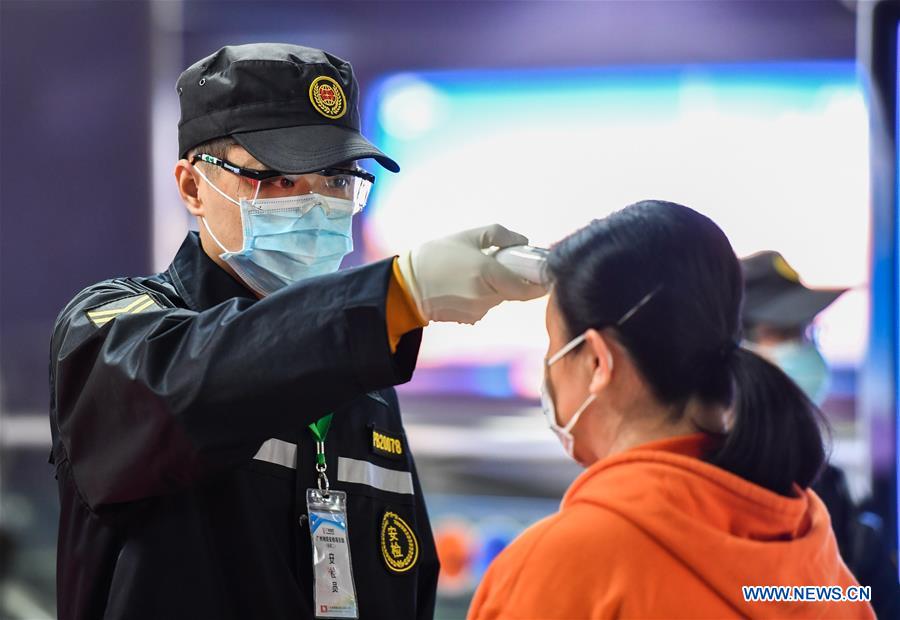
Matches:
[469,201,875,619]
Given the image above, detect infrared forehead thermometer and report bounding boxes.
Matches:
[488,245,550,286]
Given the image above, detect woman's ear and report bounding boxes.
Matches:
[584,328,614,395]
[174,160,204,216]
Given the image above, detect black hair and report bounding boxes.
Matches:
[546,200,827,496]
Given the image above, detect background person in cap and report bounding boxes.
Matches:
[741,250,847,404]
[741,250,899,618]
[48,43,544,620]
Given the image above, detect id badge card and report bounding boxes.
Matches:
[306,489,359,619]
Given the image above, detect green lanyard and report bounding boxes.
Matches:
[308,414,334,496]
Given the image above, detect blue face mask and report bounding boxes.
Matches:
[752,340,830,405]
[194,167,354,297]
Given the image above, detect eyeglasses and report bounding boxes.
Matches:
[191,153,375,209]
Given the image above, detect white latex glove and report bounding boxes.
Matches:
[397,224,548,324]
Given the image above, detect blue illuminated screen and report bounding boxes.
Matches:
[363,62,867,399]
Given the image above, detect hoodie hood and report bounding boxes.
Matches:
[561,433,868,618]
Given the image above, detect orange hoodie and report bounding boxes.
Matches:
[468,434,875,619]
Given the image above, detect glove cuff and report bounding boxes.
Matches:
[395,250,430,323]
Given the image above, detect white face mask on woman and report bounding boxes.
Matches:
[541,287,660,461]
[540,332,600,460]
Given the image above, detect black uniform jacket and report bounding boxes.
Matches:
[49,232,439,620]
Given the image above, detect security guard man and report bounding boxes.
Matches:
[49,43,543,620]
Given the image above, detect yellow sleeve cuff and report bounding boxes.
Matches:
[387,257,427,353]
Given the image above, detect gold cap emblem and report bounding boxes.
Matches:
[309,76,347,119]
[773,255,800,283]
